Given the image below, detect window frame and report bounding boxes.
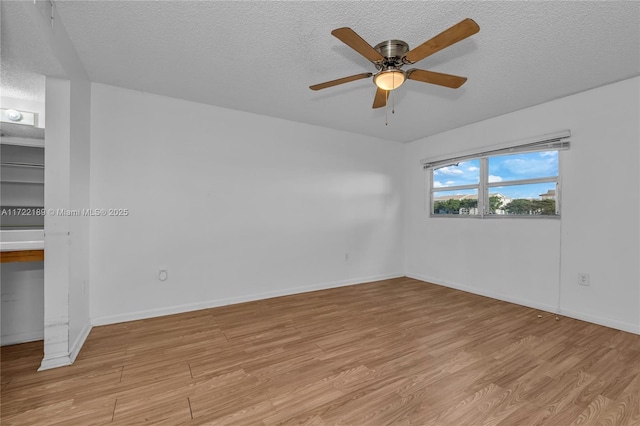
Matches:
[427,145,565,219]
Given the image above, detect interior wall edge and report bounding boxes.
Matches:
[90,272,404,327]
[69,322,92,363]
[406,272,640,335]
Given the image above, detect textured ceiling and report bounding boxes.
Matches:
[0,1,62,103]
[4,1,640,142]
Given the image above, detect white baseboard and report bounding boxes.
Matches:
[406,273,640,335]
[39,353,71,371]
[92,273,404,327]
[69,322,92,363]
[0,330,44,346]
[33,321,92,370]
[558,307,640,335]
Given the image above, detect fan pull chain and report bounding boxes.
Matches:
[385,98,388,126]
[392,73,396,114]
[392,89,395,114]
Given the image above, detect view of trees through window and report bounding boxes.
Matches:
[430,150,560,217]
[433,195,556,215]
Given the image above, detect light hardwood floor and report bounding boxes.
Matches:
[2,277,639,425]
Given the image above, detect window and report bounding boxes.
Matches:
[423,131,569,218]
[432,160,480,216]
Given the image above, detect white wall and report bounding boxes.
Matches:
[68,78,91,359]
[404,77,640,334]
[43,77,72,368]
[89,83,404,324]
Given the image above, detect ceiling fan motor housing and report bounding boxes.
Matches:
[374,40,409,68]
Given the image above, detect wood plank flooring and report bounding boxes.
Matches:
[2,277,639,425]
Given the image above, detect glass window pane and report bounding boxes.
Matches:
[489,182,557,215]
[488,151,558,183]
[433,159,480,188]
[432,189,479,215]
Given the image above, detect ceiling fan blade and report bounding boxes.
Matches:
[404,18,480,64]
[309,73,373,91]
[331,27,384,63]
[372,87,389,109]
[406,69,468,88]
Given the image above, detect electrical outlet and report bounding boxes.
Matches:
[578,273,590,286]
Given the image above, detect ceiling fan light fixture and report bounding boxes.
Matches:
[374,69,406,91]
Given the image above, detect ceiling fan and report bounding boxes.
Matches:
[309,18,480,109]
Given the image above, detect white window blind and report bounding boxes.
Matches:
[421,130,571,169]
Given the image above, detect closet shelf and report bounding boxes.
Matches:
[0,162,45,169]
[0,180,44,184]
[0,249,44,263]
